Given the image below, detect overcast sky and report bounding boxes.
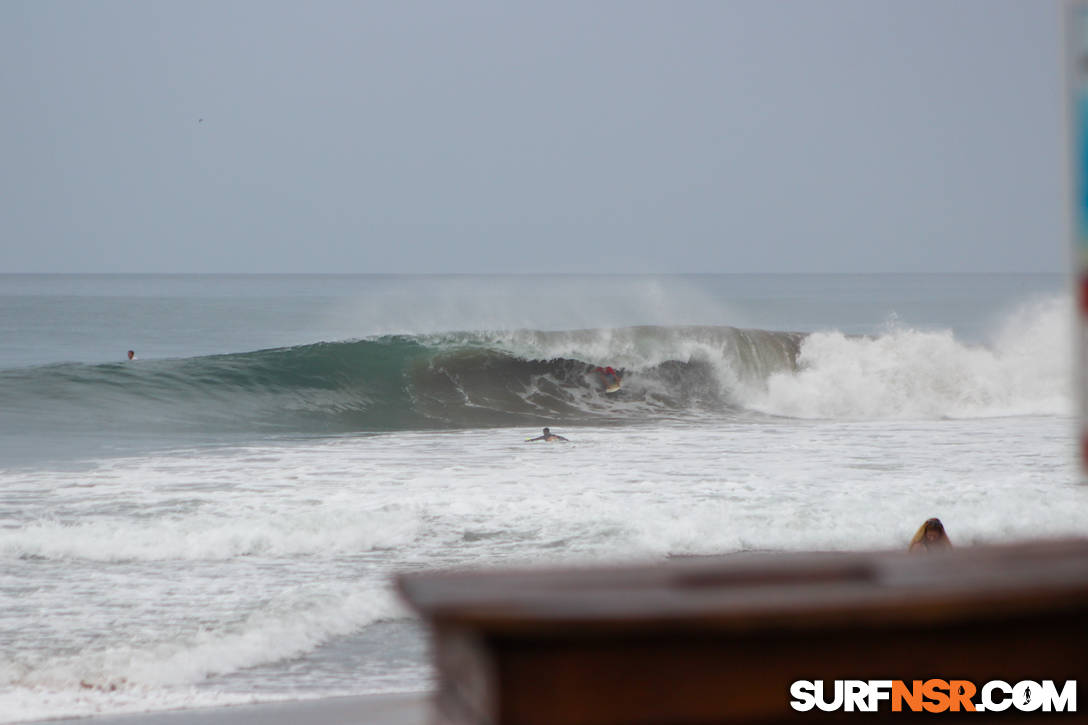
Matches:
[0,0,1069,274]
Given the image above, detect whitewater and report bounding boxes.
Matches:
[0,274,1084,723]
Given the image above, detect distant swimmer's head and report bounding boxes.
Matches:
[127,350,135,360]
[542,427,550,435]
[909,517,951,552]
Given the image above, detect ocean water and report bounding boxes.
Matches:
[0,273,1084,722]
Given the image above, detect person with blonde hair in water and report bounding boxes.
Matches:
[909,517,951,552]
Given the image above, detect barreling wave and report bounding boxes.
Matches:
[0,297,1070,446]
[0,326,802,438]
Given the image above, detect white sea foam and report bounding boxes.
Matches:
[742,296,1071,419]
[0,582,400,722]
[0,687,275,725]
[0,505,420,562]
[1,416,1084,723]
[6,584,398,688]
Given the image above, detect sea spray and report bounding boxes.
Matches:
[744,296,1071,419]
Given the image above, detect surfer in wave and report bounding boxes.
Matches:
[527,427,569,442]
[595,366,622,392]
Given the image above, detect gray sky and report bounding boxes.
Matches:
[0,0,1068,273]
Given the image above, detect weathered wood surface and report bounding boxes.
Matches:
[398,539,1088,724]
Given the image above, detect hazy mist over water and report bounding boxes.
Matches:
[0,273,1066,367]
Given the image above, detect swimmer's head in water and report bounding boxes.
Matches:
[127,350,135,360]
[910,517,951,551]
[543,427,550,435]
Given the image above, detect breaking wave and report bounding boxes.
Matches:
[0,297,1069,442]
[0,326,801,436]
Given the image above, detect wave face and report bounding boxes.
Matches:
[0,326,802,438]
[0,296,1068,445]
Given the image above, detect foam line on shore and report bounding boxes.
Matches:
[40,692,428,725]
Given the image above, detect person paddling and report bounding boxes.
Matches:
[526,427,569,442]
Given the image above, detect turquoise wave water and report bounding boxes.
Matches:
[0,327,803,440]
